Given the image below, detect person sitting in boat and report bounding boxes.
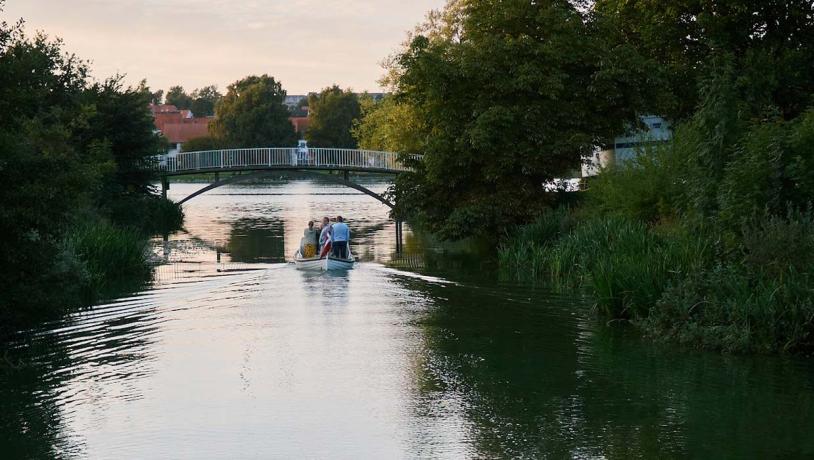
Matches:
[331,216,350,259]
[301,220,318,258]
[318,216,333,258]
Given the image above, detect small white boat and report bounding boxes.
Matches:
[293,250,322,270]
[322,254,355,271]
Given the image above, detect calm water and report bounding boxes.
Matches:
[3,179,814,459]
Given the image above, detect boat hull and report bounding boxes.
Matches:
[293,251,323,270]
[323,256,355,271]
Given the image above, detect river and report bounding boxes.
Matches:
[2,178,814,459]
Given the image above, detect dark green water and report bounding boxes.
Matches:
[2,180,813,459]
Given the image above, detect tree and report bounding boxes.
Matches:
[81,78,163,198]
[592,0,814,121]
[389,0,655,238]
[190,85,221,117]
[210,75,297,147]
[0,15,109,331]
[165,85,193,109]
[352,95,425,153]
[305,85,361,148]
[150,89,163,104]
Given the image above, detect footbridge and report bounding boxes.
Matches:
[157,147,418,250]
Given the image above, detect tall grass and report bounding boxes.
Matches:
[502,214,710,318]
[647,265,814,353]
[65,220,152,298]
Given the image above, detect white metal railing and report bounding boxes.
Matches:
[157,148,418,174]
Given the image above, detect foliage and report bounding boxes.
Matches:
[165,85,193,109]
[305,85,361,148]
[646,263,814,354]
[82,77,163,198]
[210,74,297,148]
[593,0,814,120]
[0,10,182,338]
[64,220,152,298]
[164,85,221,116]
[501,215,710,318]
[389,0,660,239]
[150,88,163,104]
[585,141,683,223]
[105,195,184,235]
[190,85,221,117]
[352,95,426,154]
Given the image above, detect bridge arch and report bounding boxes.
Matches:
[174,170,394,208]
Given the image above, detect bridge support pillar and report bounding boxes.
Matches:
[161,176,169,199]
[343,170,349,182]
[395,220,403,253]
[214,172,220,182]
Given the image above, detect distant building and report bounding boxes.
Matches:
[284,95,308,111]
[582,115,672,177]
[150,104,214,156]
[290,116,310,136]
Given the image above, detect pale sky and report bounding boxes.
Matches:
[3,0,446,94]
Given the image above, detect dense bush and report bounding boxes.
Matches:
[106,195,184,235]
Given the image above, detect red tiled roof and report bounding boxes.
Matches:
[290,116,310,134]
[162,120,212,143]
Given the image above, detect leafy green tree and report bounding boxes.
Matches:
[305,85,361,148]
[593,0,814,120]
[82,77,163,198]
[150,89,163,104]
[190,85,221,117]
[0,6,181,335]
[389,0,655,238]
[0,15,109,332]
[165,85,193,109]
[352,95,425,153]
[210,75,296,147]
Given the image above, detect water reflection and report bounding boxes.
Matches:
[2,180,814,458]
[227,217,286,263]
[397,276,814,458]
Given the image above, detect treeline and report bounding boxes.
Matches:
[0,7,183,338]
[152,85,222,117]
[180,80,374,151]
[355,0,814,353]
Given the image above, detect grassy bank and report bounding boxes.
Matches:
[500,102,814,354]
[500,211,814,354]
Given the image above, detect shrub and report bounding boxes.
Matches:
[646,264,814,353]
[106,195,184,234]
[585,141,683,223]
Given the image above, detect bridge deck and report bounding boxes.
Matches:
[158,148,413,176]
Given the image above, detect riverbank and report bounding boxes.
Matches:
[500,104,814,355]
[0,196,184,342]
[500,211,814,354]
